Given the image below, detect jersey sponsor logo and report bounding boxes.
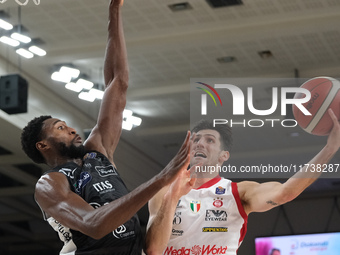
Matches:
[89,201,109,209]
[59,167,77,179]
[92,180,115,193]
[202,227,228,232]
[212,197,223,208]
[215,186,225,195]
[75,171,92,195]
[83,163,92,168]
[172,228,184,236]
[52,219,72,243]
[83,152,97,159]
[191,245,201,255]
[112,220,136,240]
[190,200,201,213]
[164,245,228,255]
[89,202,101,209]
[177,199,183,209]
[173,212,182,225]
[95,165,117,177]
[205,210,227,221]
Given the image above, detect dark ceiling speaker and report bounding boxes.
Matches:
[0,74,28,114]
[206,0,243,8]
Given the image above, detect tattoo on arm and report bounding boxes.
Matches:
[266,200,279,206]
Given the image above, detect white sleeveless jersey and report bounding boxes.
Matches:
[164,177,248,255]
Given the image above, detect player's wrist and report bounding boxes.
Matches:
[324,143,339,155]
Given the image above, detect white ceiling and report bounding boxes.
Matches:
[0,0,340,254]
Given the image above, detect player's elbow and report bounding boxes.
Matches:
[144,245,164,255]
[83,226,107,240]
[79,218,109,240]
[106,73,129,91]
[277,186,299,205]
[144,234,165,255]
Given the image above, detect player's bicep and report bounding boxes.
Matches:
[35,172,95,232]
[240,181,284,214]
[94,79,127,156]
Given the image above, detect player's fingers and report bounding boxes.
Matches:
[189,174,197,187]
[328,108,339,125]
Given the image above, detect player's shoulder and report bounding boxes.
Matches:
[234,180,261,197]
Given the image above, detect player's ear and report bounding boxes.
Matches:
[36,140,49,152]
[219,150,230,163]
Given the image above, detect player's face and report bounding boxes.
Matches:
[272,251,281,255]
[191,129,229,167]
[41,118,85,158]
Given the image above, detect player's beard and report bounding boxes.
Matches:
[51,139,86,159]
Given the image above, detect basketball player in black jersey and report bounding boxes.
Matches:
[20,1,192,254]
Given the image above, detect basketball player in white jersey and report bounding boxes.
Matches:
[145,109,340,255]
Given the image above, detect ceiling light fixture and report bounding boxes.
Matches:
[168,2,192,11]
[0,36,19,47]
[11,32,31,43]
[60,66,80,79]
[76,78,94,90]
[127,115,142,126]
[65,82,83,92]
[217,56,236,63]
[28,45,46,56]
[123,109,133,118]
[0,18,13,30]
[16,48,34,59]
[78,91,96,102]
[122,121,133,131]
[51,72,72,83]
[89,88,104,100]
[258,50,273,59]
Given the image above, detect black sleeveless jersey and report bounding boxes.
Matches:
[42,151,143,255]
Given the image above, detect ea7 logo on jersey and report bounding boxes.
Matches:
[95,165,117,177]
[205,210,227,221]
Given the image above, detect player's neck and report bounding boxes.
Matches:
[46,156,83,168]
[193,172,220,189]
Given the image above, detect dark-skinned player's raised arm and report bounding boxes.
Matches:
[84,0,127,164]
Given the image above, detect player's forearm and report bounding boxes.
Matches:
[282,144,338,202]
[145,192,178,255]
[82,174,166,239]
[104,1,128,87]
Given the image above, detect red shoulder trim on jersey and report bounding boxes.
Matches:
[231,182,248,246]
[195,176,221,190]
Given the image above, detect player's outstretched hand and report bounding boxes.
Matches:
[327,108,340,152]
[159,131,192,187]
[167,163,198,201]
[110,0,123,7]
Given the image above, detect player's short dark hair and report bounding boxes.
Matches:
[21,115,52,164]
[191,119,232,151]
[270,249,280,255]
